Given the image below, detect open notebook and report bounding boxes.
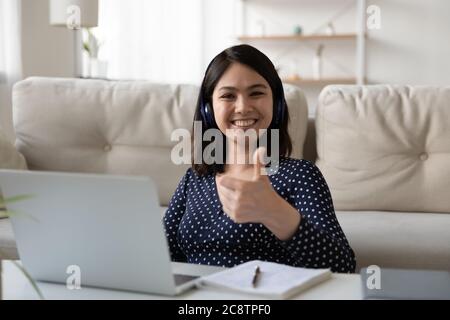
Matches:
[197,260,332,299]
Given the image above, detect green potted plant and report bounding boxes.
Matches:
[0,195,44,299]
[83,28,107,78]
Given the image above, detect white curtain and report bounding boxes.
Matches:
[96,0,203,84]
[0,0,22,142]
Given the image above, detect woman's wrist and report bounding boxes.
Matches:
[261,194,302,241]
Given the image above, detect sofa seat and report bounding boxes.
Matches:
[158,207,450,271]
[336,211,450,271]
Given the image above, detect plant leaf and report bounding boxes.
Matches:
[10,261,45,300]
[0,210,39,223]
[1,194,34,205]
[0,249,45,300]
[0,194,39,222]
[83,42,90,53]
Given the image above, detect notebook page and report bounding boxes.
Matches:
[198,260,331,298]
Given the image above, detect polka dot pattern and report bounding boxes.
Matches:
[163,157,356,273]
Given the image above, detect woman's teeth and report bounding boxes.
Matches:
[232,119,257,127]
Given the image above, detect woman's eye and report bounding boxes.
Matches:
[220,94,235,99]
[250,91,264,96]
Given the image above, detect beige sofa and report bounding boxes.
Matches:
[1,77,449,272]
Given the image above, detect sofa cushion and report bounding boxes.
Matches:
[336,210,450,271]
[316,85,450,212]
[13,77,308,206]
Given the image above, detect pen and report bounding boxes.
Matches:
[252,265,261,288]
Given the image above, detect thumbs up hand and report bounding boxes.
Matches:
[216,148,301,240]
[252,147,268,180]
[216,147,271,224]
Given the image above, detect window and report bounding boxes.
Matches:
[94,0,203,84]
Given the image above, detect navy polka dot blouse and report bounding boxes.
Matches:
[164,157,356,273]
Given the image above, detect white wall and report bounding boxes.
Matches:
[203,0,358,78]
[4,0,449,141]
[366,0,450,85]
[202,0,239,74]
[202,0,358,116]
[203,0,450,115]
[0,0,74,142]
[15,0,450,86]
[21,0,74,78]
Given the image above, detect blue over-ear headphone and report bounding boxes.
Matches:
[200,93,287,128]
[199,94,217,127]
[275,92,287,127]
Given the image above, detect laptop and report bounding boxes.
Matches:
[0,169,199,296]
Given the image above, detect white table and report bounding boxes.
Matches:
[1,260,363,300]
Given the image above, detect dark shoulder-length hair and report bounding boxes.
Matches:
[192,44,292,176]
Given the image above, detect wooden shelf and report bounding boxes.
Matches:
[236,0,367,93]
[283,77,358,86]
[238,33,358,41]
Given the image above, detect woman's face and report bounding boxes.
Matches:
[211,62,273,138]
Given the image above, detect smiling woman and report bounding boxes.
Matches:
[212,64,273,135]
[163,44,356,273]
[193,45,291,176]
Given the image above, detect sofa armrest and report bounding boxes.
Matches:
[0,128,27,172]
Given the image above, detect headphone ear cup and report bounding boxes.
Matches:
[200,101,208,125]
[276,99,286,126]
[203,103,215,127]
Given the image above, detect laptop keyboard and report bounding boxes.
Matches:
[174,274,199,286]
